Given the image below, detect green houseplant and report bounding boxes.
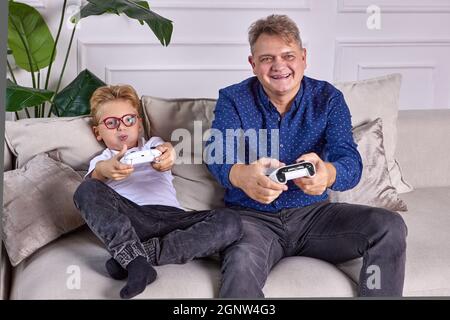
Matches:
[6,0,173,119]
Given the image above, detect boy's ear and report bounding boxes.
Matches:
[92,126,103,142]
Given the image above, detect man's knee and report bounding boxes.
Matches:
[224,244,262,274]
[213,209,243,244]
[369,208,407,254]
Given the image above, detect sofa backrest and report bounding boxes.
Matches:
[3,109,450,189]
[395,109,450,189]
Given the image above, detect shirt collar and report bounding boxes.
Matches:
[256,77,305,114]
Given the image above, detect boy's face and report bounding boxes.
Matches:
[93,99,143,151]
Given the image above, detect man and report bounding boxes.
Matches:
[205,14,407,297]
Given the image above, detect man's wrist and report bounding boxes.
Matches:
[325,162,336,188]
[229,163,245,188]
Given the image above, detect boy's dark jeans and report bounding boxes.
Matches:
[73,178,242,269]
[220,201,407,298]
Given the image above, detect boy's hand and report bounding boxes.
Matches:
[93,144,134,181]
[152,142,176,172]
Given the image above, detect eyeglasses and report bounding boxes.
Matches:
[99,114,139,130]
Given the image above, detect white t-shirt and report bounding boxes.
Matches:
[86,137,181,208]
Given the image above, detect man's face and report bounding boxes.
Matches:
[93,99,143,151]
[249,33,306,100]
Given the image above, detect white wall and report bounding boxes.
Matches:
[10,0,450,111]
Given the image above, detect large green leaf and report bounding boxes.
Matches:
[6,79,54,112]
[8,1,56,72]
[53,69,106,117]
[75,0,172,46]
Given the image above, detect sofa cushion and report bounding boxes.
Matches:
[399,187,450,296]
[337,186,450,296]
[335,74,413,194]
[3,140,14,171]
[141,96,225,210]
[9,225,357,299]
[396,109,450,189]
[4,116,104,171]
[2,153,85,266]
[10,186,450,298]
[328,118,407,211]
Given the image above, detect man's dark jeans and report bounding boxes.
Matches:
[220,200,407,297]
[73,178,243,269]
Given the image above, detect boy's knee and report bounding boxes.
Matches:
[73,178,105,208]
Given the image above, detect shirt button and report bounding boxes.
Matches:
[280,144,284,148]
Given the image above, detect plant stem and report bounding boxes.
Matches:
[7,59,18,84]
[47,104,53,117]
[54,23,77,96]
[48,22,77,118]
[44,0,67,91]
[36,71,41,117]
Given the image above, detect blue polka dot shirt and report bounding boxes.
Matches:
[206,76,363,213]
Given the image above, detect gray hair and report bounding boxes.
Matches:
[248,14,303,53]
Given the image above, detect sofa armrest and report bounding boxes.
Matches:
[0,243,12,300]
[3,139,14,172]
[396,109,450,189]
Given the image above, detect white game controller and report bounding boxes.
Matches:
[120,148,162,165]
[267,161,316,184]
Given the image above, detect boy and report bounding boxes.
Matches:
[73,85,242,299]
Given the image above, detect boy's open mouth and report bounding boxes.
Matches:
[118,135,128,142]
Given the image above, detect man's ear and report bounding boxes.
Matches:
[93,126,102,142]
[248,55,256,74]
[302,48,307,68]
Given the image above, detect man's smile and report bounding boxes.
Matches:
[270,73,292,80]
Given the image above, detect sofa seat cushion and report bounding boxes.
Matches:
[400,186,450,296]
[264,257,356,297]
[337,186,450,296]
[10,226,356,299]
[10,187,450,299]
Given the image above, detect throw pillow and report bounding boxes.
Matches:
[141,96,225,211]
[328,118,407,212]
[334,73,413,193]
[2,153,85,266]
[4,116,104,171]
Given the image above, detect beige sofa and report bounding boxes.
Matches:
[2,88,450,299]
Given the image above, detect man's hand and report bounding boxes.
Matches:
[293,152,336,195]
[229,158,288,204]
[151,142,176,172]
[93,144,134,181]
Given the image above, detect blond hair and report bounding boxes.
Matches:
[248,14,302,53]
[90,85,141,125]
